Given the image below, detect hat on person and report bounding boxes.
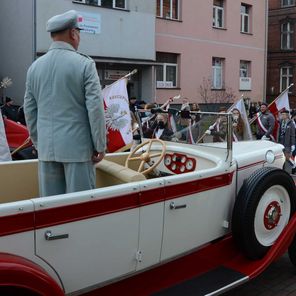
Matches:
[46,10,82,33]
[5,97,12,103]
[280,109,290,114]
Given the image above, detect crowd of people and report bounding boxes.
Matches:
[129,97,296,174]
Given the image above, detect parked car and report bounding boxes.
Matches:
[0,112,295,296]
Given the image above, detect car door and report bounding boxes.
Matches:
[33,183,141,295]
[161,166,236,261]
[136,178,165,271]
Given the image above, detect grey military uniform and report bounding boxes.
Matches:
[256,111,275,139]
[24,41,106,196]
[278,119,295,154]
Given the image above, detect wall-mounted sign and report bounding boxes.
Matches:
[77,11,101,34]
[105,70,130,81]
[239,77,252,91]
[156,81,173,88]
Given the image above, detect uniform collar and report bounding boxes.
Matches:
[48,41,76,52]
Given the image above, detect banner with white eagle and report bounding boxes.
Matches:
[102,78,133,152]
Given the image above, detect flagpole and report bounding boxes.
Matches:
[249,83,294,125]
[103,69,138,90]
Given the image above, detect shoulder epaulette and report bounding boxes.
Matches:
[77,52,92,60]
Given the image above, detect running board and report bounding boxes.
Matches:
[154,266,248,296]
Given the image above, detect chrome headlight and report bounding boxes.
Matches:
[265,150,275,164]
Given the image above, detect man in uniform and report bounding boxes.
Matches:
[256,102,275,141]
[24,10,106,197]
[278,109,295,173]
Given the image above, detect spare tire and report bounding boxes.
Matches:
[232,167,296,259]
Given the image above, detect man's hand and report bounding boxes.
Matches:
[92,151,105,163]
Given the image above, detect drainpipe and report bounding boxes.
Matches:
[263,0,268,103]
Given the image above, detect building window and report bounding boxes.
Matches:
[240,60,251,90]
[157,0,179,20]
[281,22,294,50]
[240,4,251,33]
[156,53,178,88]
[212,57,224,89]
[240,61,251,78]
[282,0,295,7]
[280,66,293,92]
[74,0,126,9]
[213,0,224,28]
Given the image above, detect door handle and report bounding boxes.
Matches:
[170,202,187,210]
[45,230,69,241]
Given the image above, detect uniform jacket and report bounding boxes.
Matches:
[24,41,106,162]
[278,119,295,153]
[256,111,275,138]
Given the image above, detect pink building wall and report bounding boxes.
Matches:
[155,0,268,105]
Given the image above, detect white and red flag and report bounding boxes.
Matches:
[0,115,11,161]
[266,89,290,141]
[103,78,133,152]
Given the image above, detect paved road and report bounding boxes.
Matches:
[222,253,296,296]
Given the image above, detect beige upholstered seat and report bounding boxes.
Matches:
[95,159,146,187]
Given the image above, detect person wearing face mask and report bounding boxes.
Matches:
[144,113,173,141]
[232,108,244,141]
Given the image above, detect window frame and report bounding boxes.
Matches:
[240,60,251,78]
[280,66,293,92]
[213,2,224,28]
[282,0,295,7]
[212,57,224,90]
[281,22,294,50]
[157,0,180,20]
[240,4,250,33]
[73,0,126,9]
[156,62,178,88]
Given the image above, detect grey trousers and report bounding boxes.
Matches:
[38,161,95,197]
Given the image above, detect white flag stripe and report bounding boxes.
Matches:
[275,89,290,112]
[0,116,11,161]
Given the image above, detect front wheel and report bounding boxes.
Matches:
[232,167,296,259]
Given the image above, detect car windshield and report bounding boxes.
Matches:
[135,109,232,152]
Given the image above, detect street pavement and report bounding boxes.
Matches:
[222,253,296,296]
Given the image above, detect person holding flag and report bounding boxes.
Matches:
[231,108,244,141]
[255,102,275,141]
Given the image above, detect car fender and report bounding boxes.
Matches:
[0,252,64,296]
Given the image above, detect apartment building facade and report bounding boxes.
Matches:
[268,0,296,107]
[155,0,268,105]
[0,0,268,106]
[0,0,156,105]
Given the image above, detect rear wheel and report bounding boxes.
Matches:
[232,167,296,259]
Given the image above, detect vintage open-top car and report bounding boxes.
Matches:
[0,111,296,296]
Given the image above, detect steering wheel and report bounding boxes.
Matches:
[125,139,166,175]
